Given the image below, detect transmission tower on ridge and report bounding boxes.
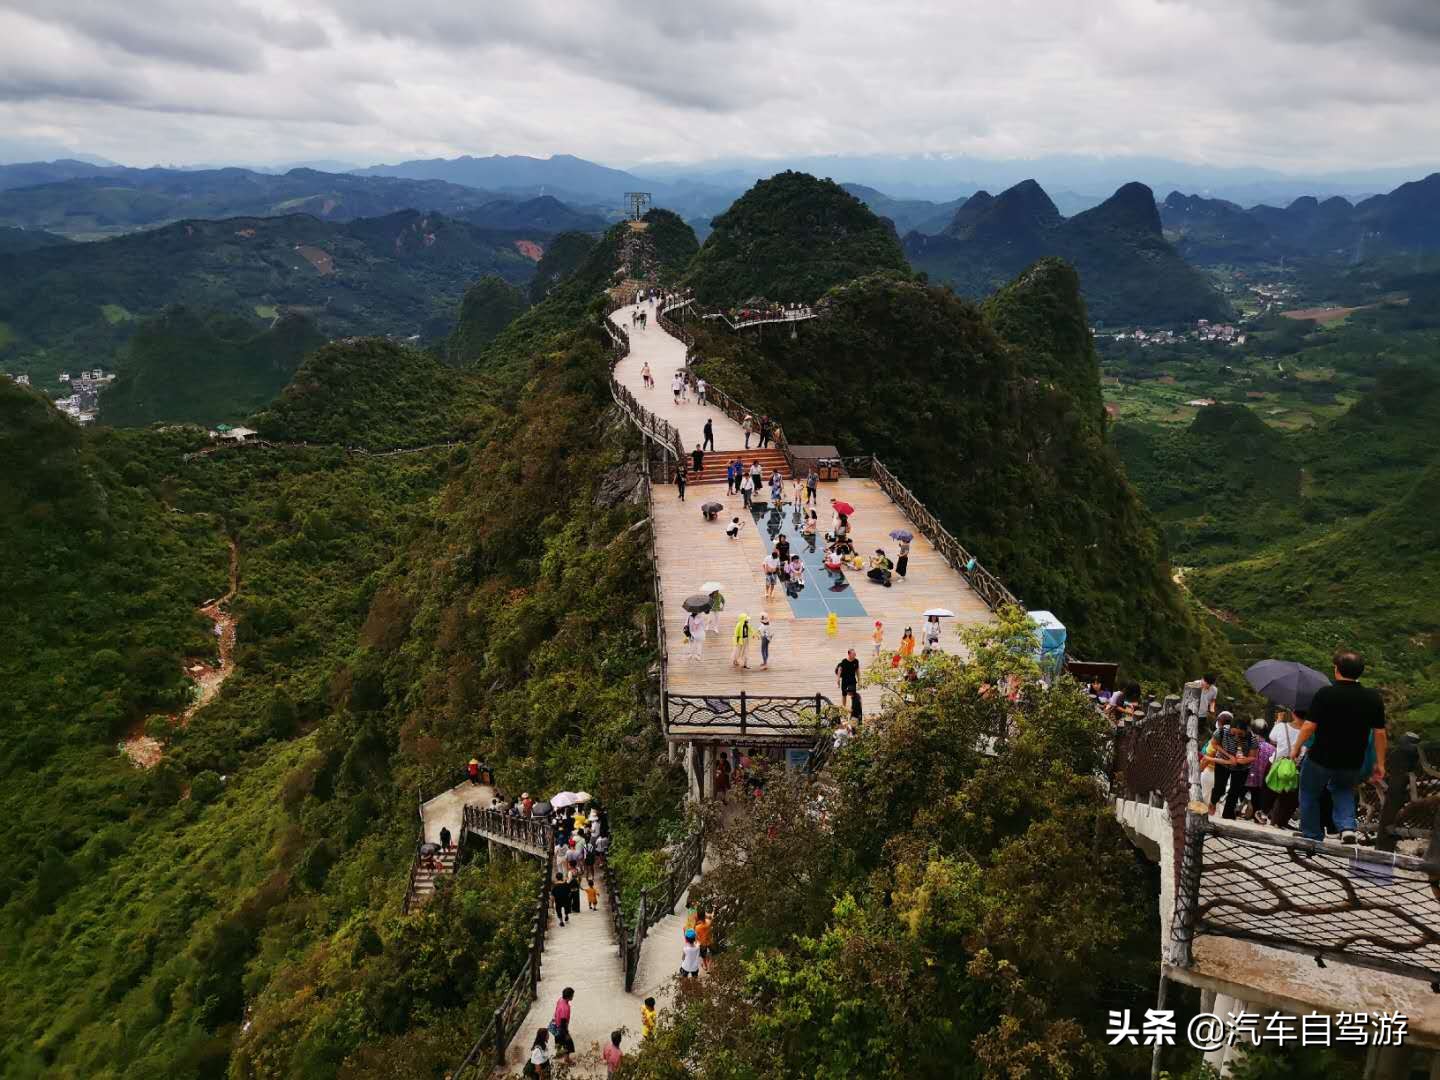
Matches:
[625,192,651,221]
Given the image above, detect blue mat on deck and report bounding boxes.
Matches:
[750,501,869,620]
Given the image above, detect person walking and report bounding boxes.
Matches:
[749,460,763,495]
[924,615,942,652]
[1291,649,1387,844]
[739,469,753,509]
[770,469,784,505]
[761,549,780,598]
[603,1031,624,1078]
[899,626,916,662]
[1267,708,1306,829]
[467,758,480,784]
[1245,718,1276,823]
[731,614,752,669]
[527,1029,552,1079]
[806,468,818,506]
[694,910,715,971]
[551,873,570,927]
[552,988,576,1059]
[835,649,860,709]
[439,825,452,851]
[641,361,652,389]
[676,464,687,501]
[707,589,724,636]
[791,474,805,508]
[641,998,657,1040]
[1206,712,1255,819]
[703,418,714,452]
[727,457,741,495]
[680,928,702,978]
[692,444,704,478]
[713,751,731,799]
[895,537,911,580]
[742,414,754,449]
[672,372,683,404]
[759,613,774,669]
[758,415,772,448]
[696,377,708,405]
[686,610,705,660]
[871,620,885,659]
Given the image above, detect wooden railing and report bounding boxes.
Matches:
[603,296,684,481]
[609,830,706,990]
[463,806,552,854]
[655,297,796,476]
[701,308,817,331]
[451,847,555,1077]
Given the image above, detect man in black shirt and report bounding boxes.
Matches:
[1291,649,1386,843]
[835,649,860,709]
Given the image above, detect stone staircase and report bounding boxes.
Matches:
[405,845,458,909]
[690,447,791,483]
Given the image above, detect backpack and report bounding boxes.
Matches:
[740,620,750,639]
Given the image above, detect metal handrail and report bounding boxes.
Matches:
[603,296,684,478]
[608,829,706,991]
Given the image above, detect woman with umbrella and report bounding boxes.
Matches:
[682,594,710,659]
[701,500,723,523]
[703,583,725,636]
[890,529,912,580]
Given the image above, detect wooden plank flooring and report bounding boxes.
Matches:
[612,301,995,734]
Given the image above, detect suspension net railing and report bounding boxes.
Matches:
[1188,821,1440,986]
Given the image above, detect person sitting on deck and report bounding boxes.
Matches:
[866,549,894,587]
[785,555,806,596]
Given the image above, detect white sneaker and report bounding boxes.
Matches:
[1341,830,1357,844]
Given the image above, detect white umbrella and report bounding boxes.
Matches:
[550,791,592,808]
[700,581,725,594]
[923,608,956,618]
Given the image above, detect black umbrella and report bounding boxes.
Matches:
[530,801,552,818]
[701,501,723,513]
[418,842,439,856]
[1244,659,1331,710]
[682,594,713,613]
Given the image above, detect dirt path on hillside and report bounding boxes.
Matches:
[121,538,240,768]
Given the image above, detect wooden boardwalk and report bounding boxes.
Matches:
[612,300,993,725]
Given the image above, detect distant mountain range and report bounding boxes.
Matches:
[0,210,539,388]
[1160,173,1440,263]
[0,164,610,239]
[904,180,1229,325]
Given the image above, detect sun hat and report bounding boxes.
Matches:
[685,928,697,941]
[759,613,769,623]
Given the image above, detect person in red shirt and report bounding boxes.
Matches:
[552,988,575,1058]
[602,1030,623,1077]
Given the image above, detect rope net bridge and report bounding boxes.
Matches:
[1111,687,1440,992]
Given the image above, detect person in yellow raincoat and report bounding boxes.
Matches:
[731,613,752,669]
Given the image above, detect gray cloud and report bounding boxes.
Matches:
[0,0,1436,175]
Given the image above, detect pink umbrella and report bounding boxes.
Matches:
[831,500,855,516]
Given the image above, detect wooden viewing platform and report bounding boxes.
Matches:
[611,299,994,744]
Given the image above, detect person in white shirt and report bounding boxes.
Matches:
[671,374,683,403]
[680,929,702,977]
[686,611,705,660]
[696,377,708,404]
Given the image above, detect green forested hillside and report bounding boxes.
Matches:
[0,225,69,253]
[529,230,598,303]
[0,229,685,1076]
[253,338,494,448]
[685,171,910,305]
[99,308,326,428]
[0,211,538,387]
[445,276,528,363]
[689,261,1215,677]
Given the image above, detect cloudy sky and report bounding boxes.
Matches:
[2,0,1438,172]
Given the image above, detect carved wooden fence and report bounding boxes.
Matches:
[666,692,831,739]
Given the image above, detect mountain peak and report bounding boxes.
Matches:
[1072,181,1162,234]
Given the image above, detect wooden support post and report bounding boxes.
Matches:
[492,1006,505,1065]
[739,691,747,736]
[1150,975,1167,1080]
